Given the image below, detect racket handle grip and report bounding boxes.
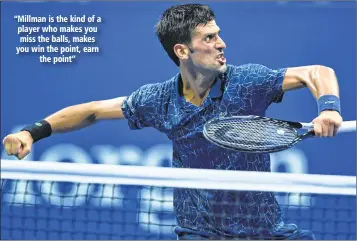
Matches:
[339,121,356,133]
[300,121,356,133]
[300,123,314,129]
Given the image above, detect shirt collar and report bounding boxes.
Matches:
[175,73,225,102]
[209,73,225,99]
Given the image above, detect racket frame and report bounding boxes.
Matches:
[203,115,313,153]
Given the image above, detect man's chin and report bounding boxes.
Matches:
[217,64,227,73]
[199,64,227,75]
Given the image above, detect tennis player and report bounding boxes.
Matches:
[3,3,342,240]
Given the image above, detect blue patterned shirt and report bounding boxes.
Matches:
[121,64,292,239]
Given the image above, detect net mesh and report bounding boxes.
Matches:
[1,161,356,240]
[204,117,298,152]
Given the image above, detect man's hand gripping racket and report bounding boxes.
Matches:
[203,115,356,153]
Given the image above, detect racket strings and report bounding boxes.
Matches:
[205,119,298,151]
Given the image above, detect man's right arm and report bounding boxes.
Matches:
[3,97,127,159]
[45,96,126,133]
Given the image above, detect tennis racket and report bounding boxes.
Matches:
[203,115,356,153]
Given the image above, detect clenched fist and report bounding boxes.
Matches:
[3,131,34,159]
[312,110,343,137]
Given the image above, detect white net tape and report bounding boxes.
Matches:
[1,159,355,195]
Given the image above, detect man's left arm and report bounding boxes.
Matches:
[282,65,342,137]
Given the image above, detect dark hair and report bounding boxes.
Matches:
[155,4,215,66]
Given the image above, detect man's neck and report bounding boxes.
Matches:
[179,66,217,106]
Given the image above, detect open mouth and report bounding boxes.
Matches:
[216,53,226,64]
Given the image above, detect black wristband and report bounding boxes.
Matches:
[21,120,52,143]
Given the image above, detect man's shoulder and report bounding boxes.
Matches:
[227,63,271,75]
[226,63,286,83]
[130,74,177,104]
[136,74,176,92]
[225,63,261,84]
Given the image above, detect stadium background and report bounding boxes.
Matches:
[1,1,356,239]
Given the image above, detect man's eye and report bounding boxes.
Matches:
[205,35,214,42]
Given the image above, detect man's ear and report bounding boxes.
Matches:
[173,43,190,61]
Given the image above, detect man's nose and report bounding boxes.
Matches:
[216,36,226,50]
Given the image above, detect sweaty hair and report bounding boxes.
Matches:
[155,3,215,66]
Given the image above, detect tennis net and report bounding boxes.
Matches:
[1,159,356,240]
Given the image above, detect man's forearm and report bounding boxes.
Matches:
[307,65,340,100]
[13,97,124,147]
[44,102,98,133]
[307,65,341,115]
[283,65,342,136]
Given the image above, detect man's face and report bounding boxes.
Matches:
[187,20,227,74]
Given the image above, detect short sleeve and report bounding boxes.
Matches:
[250,64,287,104]
[121,83,163,130]
[235,64,287,112]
